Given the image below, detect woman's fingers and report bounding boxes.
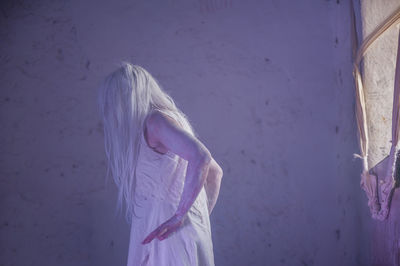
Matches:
[142,215,184,244]
[142,223,171,244]
[158,227,169,238]
[142,218,171,244]
[158,226,173,240]
[141,232,155,244]
[142,227,162,244]
[159,219,183,240]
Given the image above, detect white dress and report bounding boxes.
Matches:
[126,121,215,265]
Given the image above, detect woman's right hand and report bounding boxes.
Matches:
[141,213,185,244]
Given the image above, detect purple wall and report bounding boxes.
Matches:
[0,0,372,265]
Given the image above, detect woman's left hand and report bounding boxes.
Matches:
[141,214,185,244]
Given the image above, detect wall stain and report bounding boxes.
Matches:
[56,48,64,61]
[335,229,341,240]
[338,69,343,85]
[199,0,233,13]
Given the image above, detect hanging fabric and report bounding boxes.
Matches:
[351,1,400,220]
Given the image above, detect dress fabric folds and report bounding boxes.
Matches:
[126,130,215,266]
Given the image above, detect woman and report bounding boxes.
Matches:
[97,62,223,265]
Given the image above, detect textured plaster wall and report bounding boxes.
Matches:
[0,0,371,265]
[358,0,400,265]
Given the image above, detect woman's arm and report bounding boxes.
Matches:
[142,110,212,244]
[204,157,223,215]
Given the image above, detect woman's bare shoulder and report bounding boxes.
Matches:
[145,109,211,162]
[144,109,182,153]
[146,109,180,130]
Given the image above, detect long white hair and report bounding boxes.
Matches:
[97,62,196,224]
